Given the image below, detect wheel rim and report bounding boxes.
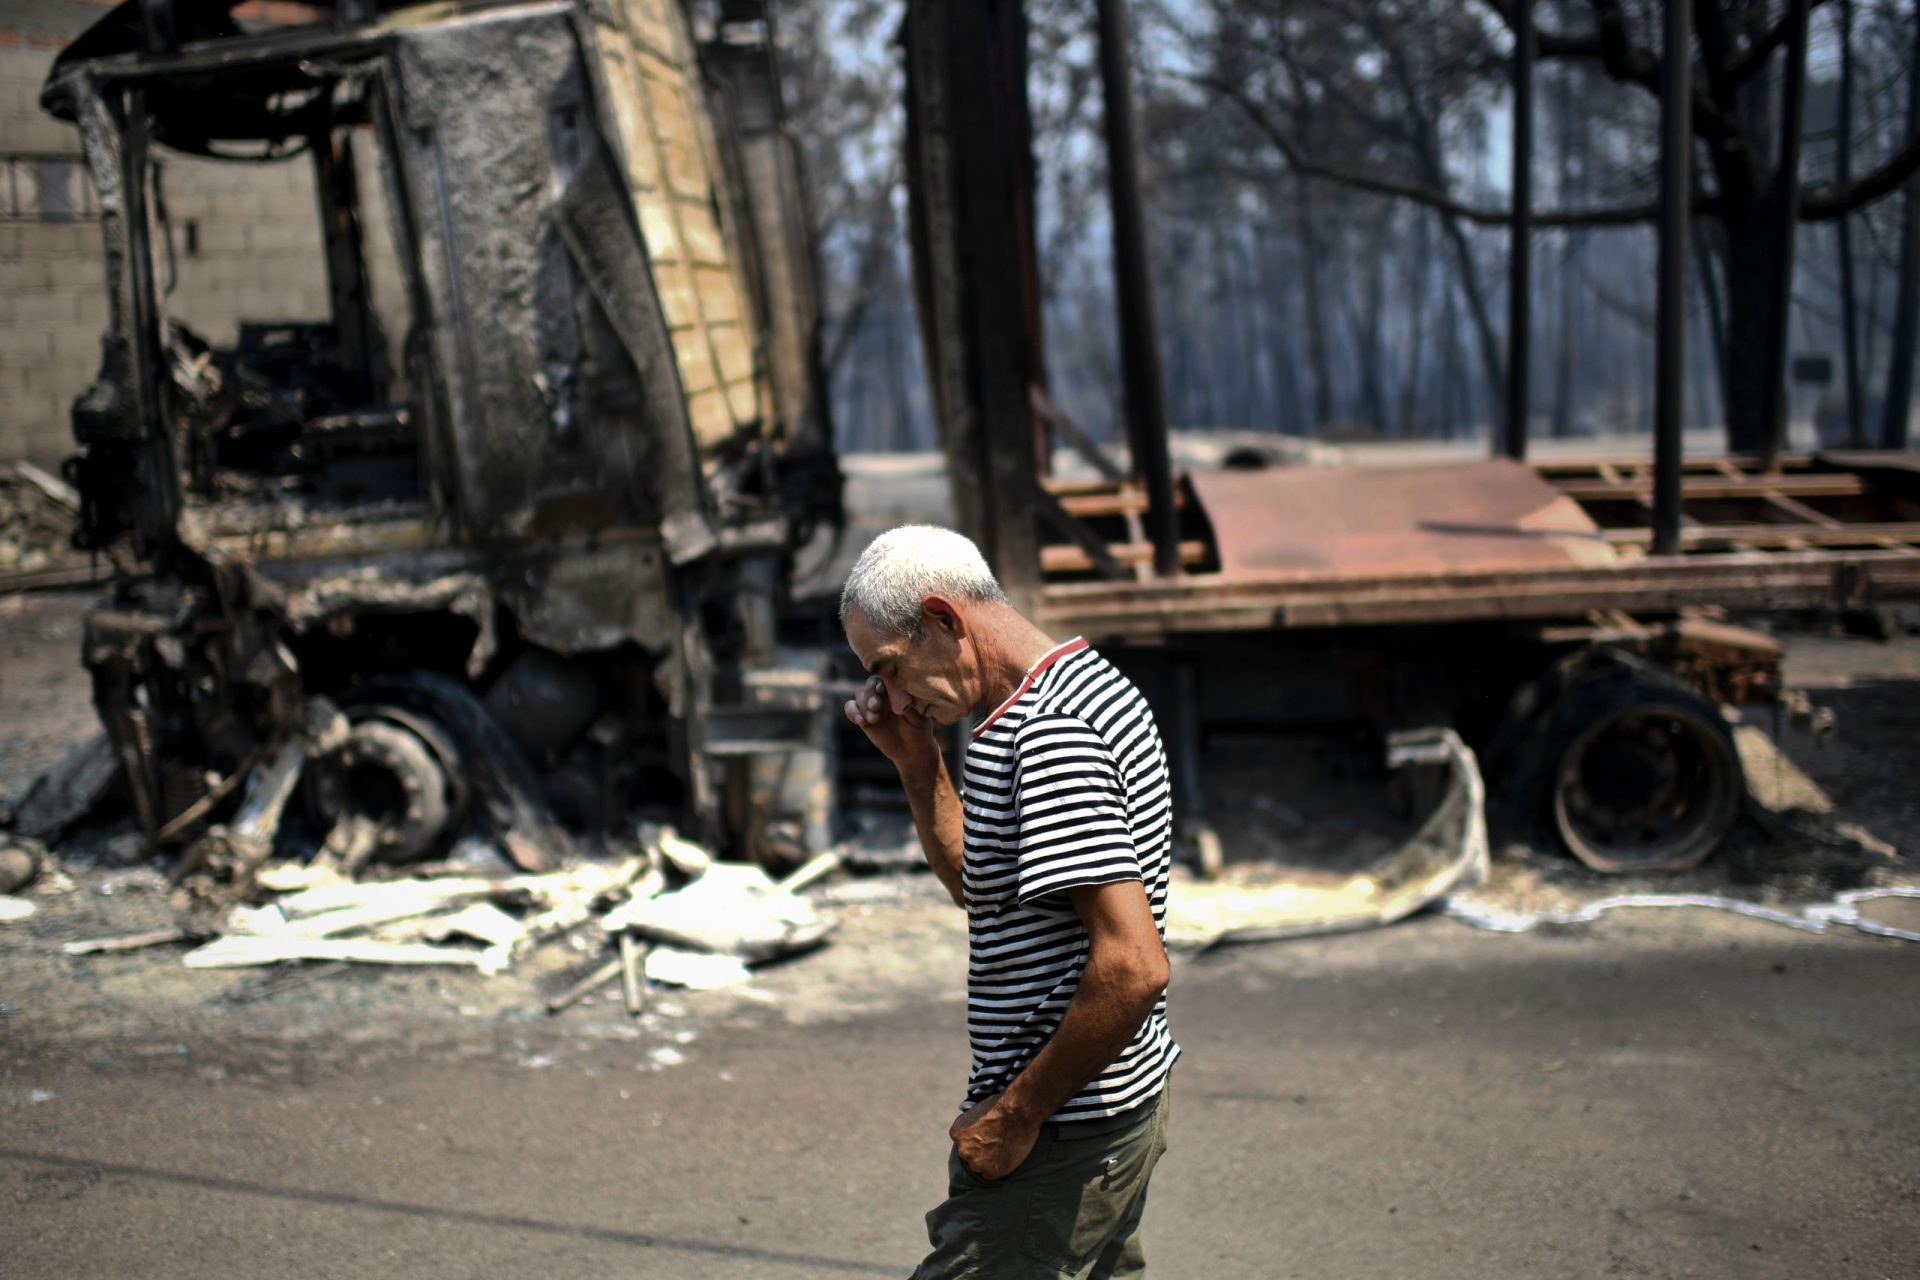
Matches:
[1552,704,1740,873]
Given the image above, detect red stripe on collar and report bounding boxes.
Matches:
[971,637,1088,740]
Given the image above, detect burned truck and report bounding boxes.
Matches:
[38,0,843,876]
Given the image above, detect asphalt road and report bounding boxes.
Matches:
[4,910,1916,1279]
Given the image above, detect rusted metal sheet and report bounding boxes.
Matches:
[1189,459,1616,579]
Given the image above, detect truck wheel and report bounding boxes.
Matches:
[1534,666,1744,874]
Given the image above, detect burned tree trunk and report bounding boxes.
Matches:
[1720,198,1786,455]
[1293,173,1335,428]
[1400,211,1433,435]
[1439,210,1507,432]
[1349,220,1390,431]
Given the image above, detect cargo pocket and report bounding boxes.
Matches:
[1019,1177,1107,1274]
[1018,1114,1155,1273]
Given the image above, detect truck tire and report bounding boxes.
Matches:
[1522,661,1744,874]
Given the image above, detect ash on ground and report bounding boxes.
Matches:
[2,590,1916,1066]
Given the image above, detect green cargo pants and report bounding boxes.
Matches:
[910,1085,1171,1280]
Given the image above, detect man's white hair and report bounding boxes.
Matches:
[840,524,1008,636]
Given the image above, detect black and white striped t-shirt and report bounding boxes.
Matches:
[958,637,1179,1121]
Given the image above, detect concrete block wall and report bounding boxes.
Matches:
[2,13,405,466]
[152,148,332,348]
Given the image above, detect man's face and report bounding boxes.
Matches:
[843,600,976,726]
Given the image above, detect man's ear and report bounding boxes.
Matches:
[921,595,967,639]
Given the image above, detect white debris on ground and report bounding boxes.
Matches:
[643,948,754,990]
[46,828,845,1009]
[1442,885,1920,942]
[172,858,647,975]
[602,860,838,962]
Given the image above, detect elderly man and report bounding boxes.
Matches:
[840,524,1178,1280]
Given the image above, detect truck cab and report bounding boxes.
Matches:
[41,0,842,873]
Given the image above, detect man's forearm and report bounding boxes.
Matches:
[899,747,966,906]
[994,947,1164,1127]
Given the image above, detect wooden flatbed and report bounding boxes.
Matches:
[1031,453,1920,639]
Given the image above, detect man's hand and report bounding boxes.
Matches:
[844,674,935,767]
[949,1091,1041,1183]
[845,675,965,907]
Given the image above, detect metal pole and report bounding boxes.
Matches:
[1878,1,1920,450]
[1837,0,1866,449]
[1758,0,1812,471]
[1503,0,1533,461]
[1652,0,1691,555]
[1095,0,1180,578]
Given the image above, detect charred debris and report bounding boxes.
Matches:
[14,0,857,912]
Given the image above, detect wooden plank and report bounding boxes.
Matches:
[1533,453,1819,476]
[1034,548,1920,636]
[1031,385,1125,484]
[1601,522,1920,548]
[1033,486,1131,579]
[546,956,624,1012]
[620,933,647,1016]
[1558,475,1868,501]
[1055,487,1188,518]
[1040,539,1208,574]
[1762,492,1844,528]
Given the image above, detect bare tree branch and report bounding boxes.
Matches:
[1185,72,1669,227]
[821,221,901,377]
[1725,0,1835,85]
[1803,130,1920,219]
[1478,0,1742,147]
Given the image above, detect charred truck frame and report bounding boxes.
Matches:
[40,0,842,876]
[903,0,1920,875]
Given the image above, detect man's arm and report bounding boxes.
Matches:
[950,879,1170,1180]
[897,745,966,907]
[845,675,966,907]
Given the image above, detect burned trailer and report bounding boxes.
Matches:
[39,0,843,875]
[902,0,1920,876]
